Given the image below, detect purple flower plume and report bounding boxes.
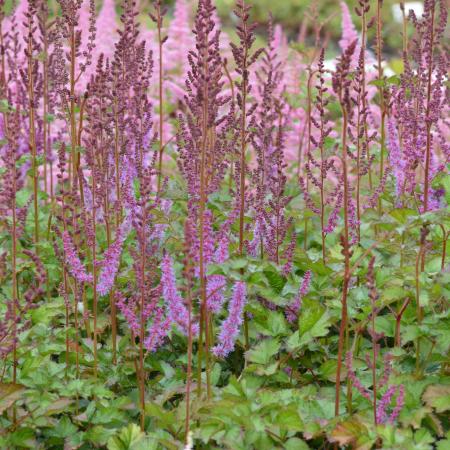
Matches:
[144,307,172,352]
[376,384,405,424]
[387,118,406,201]
[212,281,247,358]
[116,291,139,334]
[345,351,372,401]
[206,234,229,313]
[62,231,93,284]
[161,253,198,336]
[97,219,131,296]
[388,384,405,424]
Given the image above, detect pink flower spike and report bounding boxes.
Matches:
[62,231,93,284]
[161,253,198,336]
[212,281,247,358]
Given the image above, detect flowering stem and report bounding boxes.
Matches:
[92,176,98,379]
[423,2,436,215]
[314,67,327,263]
[335,100,350,418]
[237,0,249,260]
[155,3,165,194]
[27,12,39,246]
[11,132,18,420]
[37,2,50,204]
[360,3,372,191]
[69,24,77,186]
[376,0,386,215]
[304,69,314,252]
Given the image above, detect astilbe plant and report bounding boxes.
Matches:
[116,162,168,430]
[390,0,448,213]
[231,0,262,262]
[0,110,22,375]
[300,49,342,263]
[176,0,235,399]
[250,19,295,273]
[332,37,358,417]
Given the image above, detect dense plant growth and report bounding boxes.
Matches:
[0,0,449,448]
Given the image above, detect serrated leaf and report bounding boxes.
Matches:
[263,269,286,294]
[107,424,144,450]
[275,408,303,431]
[288,301,332,350]
[247,339,280,365]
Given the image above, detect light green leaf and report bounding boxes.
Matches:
[247,339,280,365]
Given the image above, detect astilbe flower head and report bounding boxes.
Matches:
[116,291,139,334]
[97,217,131,297]
[62,230,93,284]
[301,49,343,244]
[213,281,247,358]
[345,351,372,401]
[177,0,233,203]
[250,27,294,267]
[144,307,172,352]
[206,233,229,313]
[161,253,199,336]
[376,384,405,424]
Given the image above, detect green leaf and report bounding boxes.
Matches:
[263,269,286,294]
[274,408,303,431]
[9,428,36,448]
[287,303,331,350]
[437,438,450,450]
[288,301,332,351]
[247,339,280,365]
[369,78,385,87]
[386,75,401,85]
[285,437,310,450]
[86,426,117,446]
[48,416,77,438]
[107,424,144,450]
[230,258,248,270]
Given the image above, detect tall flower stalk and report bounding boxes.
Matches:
[177,0,233,399]
[151,1,168,193]
[375,0,386,216]
[332,39,357,417]
[301,49,341,262]
[24,0,39,244]
[231,0,261,349]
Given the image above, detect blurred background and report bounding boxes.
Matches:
[215,0,409,54]
[4,0,421,57]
